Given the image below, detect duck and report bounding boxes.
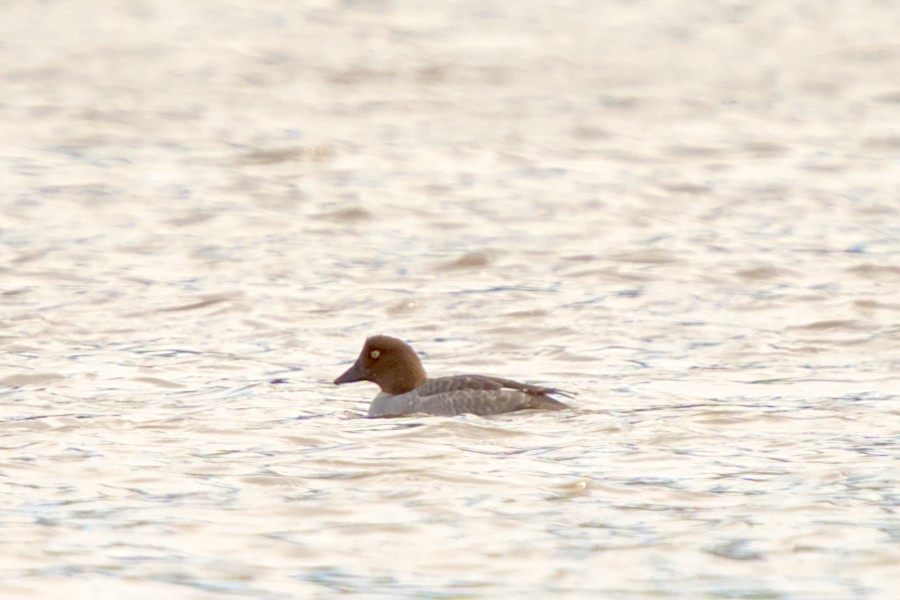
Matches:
[333,335,573,417]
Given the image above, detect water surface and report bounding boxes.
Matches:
[1,1,898,598]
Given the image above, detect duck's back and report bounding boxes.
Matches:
[368,374,571,417]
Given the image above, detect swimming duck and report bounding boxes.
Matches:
[334,335,573,417]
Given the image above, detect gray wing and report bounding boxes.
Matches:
[369,375,573,417]
[447,374,576,399]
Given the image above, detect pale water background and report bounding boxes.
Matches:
[1,1,898,598]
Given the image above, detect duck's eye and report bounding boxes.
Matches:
[370,350,381,359]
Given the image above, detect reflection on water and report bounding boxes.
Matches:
[2,0,899,598]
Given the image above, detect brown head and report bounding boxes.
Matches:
[333,335,427,395]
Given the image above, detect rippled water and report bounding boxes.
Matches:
[2,1,898,598]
